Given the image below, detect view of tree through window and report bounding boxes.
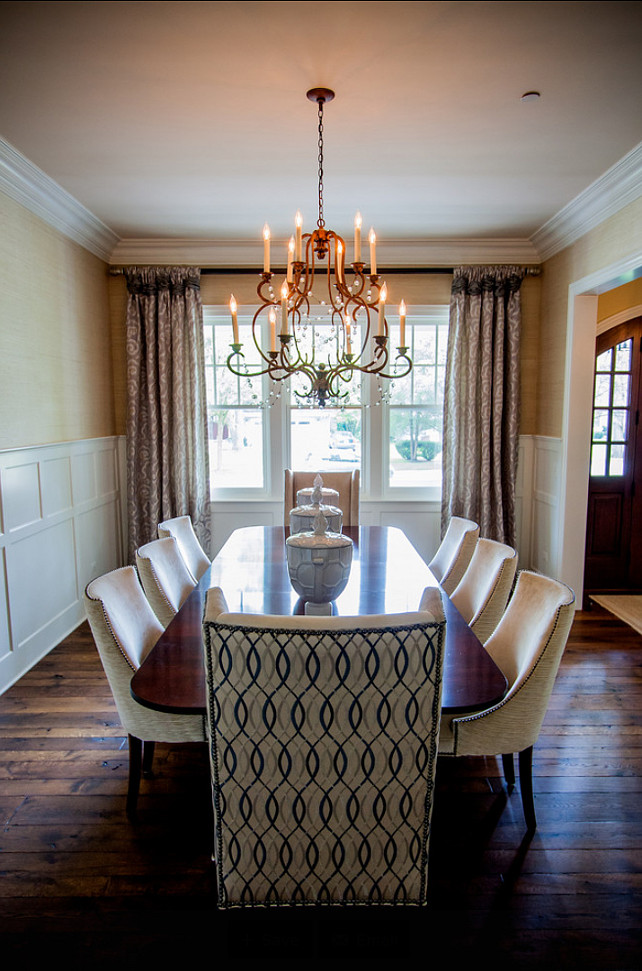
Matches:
[203,311,265,490]
[388,310,447,488]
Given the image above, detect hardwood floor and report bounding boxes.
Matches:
[1,605,641,968]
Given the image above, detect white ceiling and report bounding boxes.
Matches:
[1,1,641,256]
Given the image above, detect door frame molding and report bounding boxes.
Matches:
[559,252,642,606]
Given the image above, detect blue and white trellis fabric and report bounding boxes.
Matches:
[202,590,446,909]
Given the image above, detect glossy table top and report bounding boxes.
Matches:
[131,525,507,715]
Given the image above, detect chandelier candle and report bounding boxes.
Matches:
[280,282,288,336]
[369,228,377,275]
[225,87,412,407]
[229,294,239,345]
[295,211,303,261]
[287,237,294,282]
[354,212,362,263]
[378,284,387,337]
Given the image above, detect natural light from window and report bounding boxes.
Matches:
[204,305,448,496]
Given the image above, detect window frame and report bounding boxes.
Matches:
[382,305,449,503]
[204,303,448,504]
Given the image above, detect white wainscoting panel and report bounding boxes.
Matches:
[0,437,125,694]
[528,436,563,579]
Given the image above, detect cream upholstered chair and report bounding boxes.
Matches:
[284,469,360,526]
[428,516,479,595]
[439,570,575,832]
[136,536,197,628]
[202,586,446,908]
[84,566,206,818]
[449,538,518,644]
[157,514,210,579]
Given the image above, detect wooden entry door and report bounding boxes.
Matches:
[584,318,642,598]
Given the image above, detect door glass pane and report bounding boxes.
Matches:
[594,374,612,407]
[613,374,631,407]
[591,443,607,476]
[592,410,609,441]
[615,340,632,372]
[590,335,633,479]
[609,444,625,476]
[612,409,628,442]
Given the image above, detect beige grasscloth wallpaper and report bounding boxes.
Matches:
[537,195,642,439]
[0,192,115,450]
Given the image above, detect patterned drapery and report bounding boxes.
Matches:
[441,265,525,546]
[125,266,210,564]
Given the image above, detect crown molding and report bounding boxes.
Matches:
[0,136,119,261]
[3,129,638,269]
[109,235,541,268]
[531,141,642,262]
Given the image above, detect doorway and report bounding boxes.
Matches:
[584,317,642,603]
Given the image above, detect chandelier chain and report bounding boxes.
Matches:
[317,98,325,228]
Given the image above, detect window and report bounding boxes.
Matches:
[204,304,448,500]
[203,309,266,491]
[590,338,633,477]
[289,316,363,473]
[387,309,447,491]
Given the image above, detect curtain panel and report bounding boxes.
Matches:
[125,266,210,564]
[441,265,525,546]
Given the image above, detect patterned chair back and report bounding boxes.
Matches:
[202,586,446,908]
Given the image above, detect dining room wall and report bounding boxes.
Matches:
[527,195,642,598]
[0,190,116,450]
[0,189,124,694]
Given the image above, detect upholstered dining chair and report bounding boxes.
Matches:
[84,566,206,819]
[157,514,210,579]
[202,585,446,908]
[136,536,197,628]
[439,569,575,832]
[284,469,360,527]
[449,538,518,644]
[428,516,479,595]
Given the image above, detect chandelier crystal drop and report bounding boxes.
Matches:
[226,88,412,408]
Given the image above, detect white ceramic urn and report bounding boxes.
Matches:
[285,512,353,604]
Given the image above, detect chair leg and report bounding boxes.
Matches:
[502,752,515,790]
[519,745,536,833]
[142,740,155,777]
[126,734,142,820]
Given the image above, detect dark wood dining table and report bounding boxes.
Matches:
[131,525,507,716]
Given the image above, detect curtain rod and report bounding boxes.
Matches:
[110,266,541,276]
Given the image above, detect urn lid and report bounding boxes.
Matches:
[296,473,340,508]
[290,502,341,517]
[286,510,353,549]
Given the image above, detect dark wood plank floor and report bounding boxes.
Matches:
[1,606,641,968]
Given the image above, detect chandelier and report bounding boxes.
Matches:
[227,88,412,408]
